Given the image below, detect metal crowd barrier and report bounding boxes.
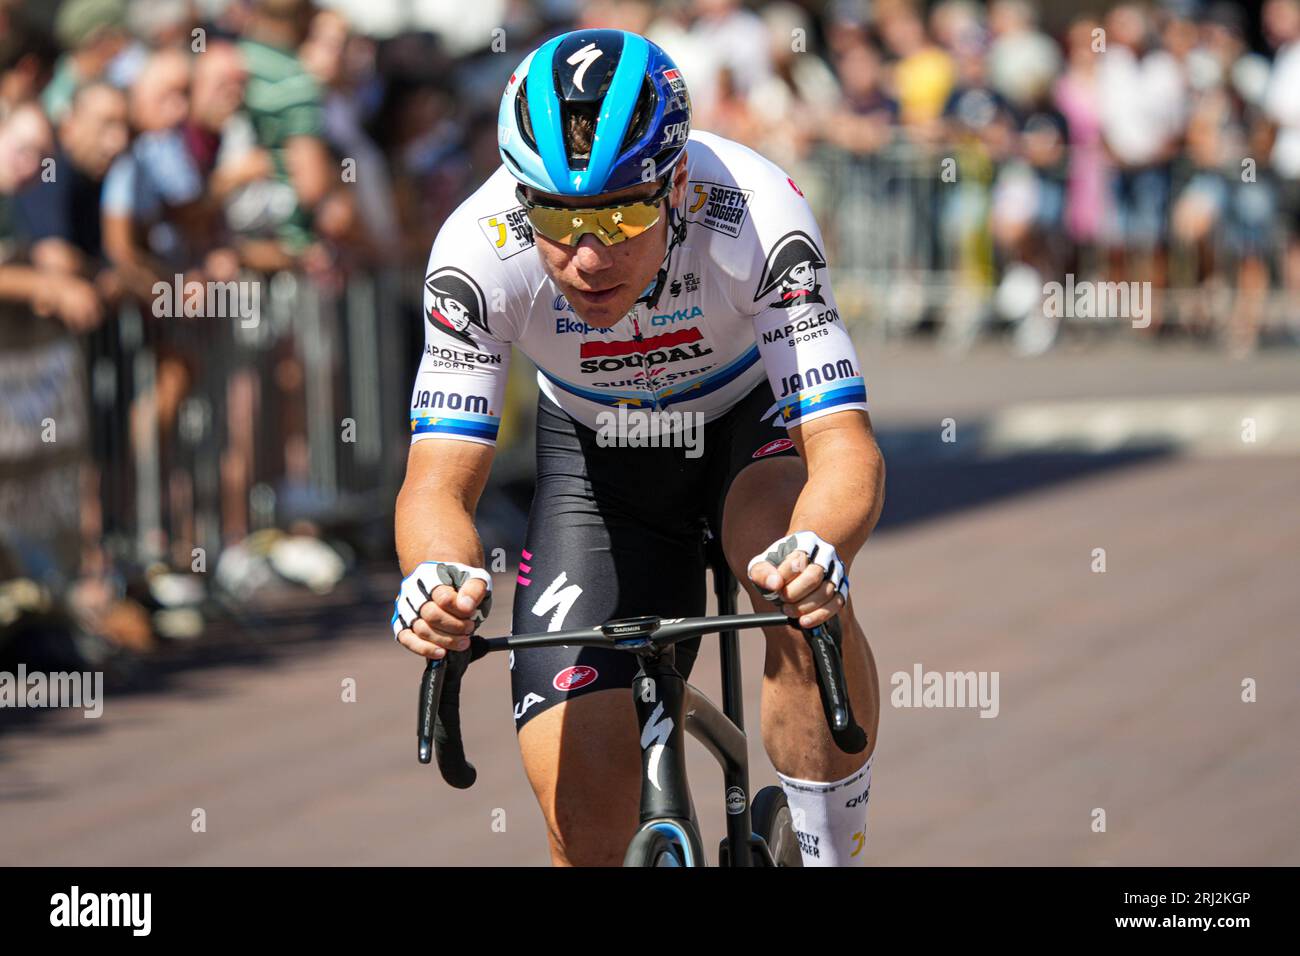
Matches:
[804,140,1298,342]
[85,268,419,576]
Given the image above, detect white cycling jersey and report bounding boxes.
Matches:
[409,130,867,445]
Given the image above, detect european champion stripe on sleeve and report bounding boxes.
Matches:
[776,378,867,423]
[411,414,501,441]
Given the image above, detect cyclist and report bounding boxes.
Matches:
[392,29,884,867]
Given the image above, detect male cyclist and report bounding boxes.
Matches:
[392,29,885,867]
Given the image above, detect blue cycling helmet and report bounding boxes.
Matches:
[497,29,692,196]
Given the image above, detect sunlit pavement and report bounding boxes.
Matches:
[2,340,1296,865]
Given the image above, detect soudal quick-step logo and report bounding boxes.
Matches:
[578,327,713,372]
[686,181,753,238]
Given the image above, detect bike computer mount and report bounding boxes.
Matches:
[600,615,664,645]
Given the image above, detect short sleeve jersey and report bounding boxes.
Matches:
[409,130,867,445]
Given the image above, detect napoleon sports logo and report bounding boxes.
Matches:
[754,231,827,309]
[425,267,490,347]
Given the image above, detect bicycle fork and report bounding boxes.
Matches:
[630,645,762,864]
[630,648,708,865]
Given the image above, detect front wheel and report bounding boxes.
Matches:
[624,823,694,867]
[752,786,803,867]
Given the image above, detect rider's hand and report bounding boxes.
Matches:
[747,531,850,630]
[391,561,493,659]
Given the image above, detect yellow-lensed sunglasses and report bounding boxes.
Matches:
[516,177,673,246]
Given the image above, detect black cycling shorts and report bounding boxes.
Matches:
[509,381,799,731]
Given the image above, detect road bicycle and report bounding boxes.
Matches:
[415,550,867,867]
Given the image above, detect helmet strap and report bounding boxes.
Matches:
[636,204,688,311]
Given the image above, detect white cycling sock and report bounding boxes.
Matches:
[776,754,873,867]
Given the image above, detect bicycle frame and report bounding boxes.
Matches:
[624,557,771,866]
[417,558,866,866]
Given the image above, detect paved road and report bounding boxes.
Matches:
[2,343,1297,865]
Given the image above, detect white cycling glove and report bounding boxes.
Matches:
[747,531,849,604]
[391,560,493,640]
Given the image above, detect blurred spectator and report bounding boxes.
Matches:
[986,0,1061,112]
[647,0,715,115]
[101,47,204,302]
[299,7,400,262]
[748,2,841,174]
[1263,0,1300,313]
[0,6,59,117]
[1097,3,1187,331]
[876,0,955,140]
[0,102,95,607]
[14,81,127,309]
[1055,17,1108,254]
[107,0,200,89]
[1,101,102,329]
[686,0,773,125]
[825,36,898,155]
[1097,5,1187,239]
[236,0,332,264]
[42,0,130,122]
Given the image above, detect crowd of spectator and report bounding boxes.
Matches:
[2,0,1299,662]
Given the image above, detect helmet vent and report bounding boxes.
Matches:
[621,78,658,153]
[516,85,538,152]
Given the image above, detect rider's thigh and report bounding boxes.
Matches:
[719,455,807,575]
[516,688,643,867]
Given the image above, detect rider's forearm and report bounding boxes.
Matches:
[788,415,884,565]
[394,448,491,577]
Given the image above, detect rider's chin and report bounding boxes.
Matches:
[569,283,627,320]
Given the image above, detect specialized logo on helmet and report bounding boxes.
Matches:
[754,231,827,309]
[425,267,490,347]
[566,42,603,92]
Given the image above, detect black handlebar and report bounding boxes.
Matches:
[800,617,868,754]
[417,633,488,788]
[417,610,867,789]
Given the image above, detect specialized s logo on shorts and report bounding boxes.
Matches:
[425,267,490,347]
[754,231,827,310]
